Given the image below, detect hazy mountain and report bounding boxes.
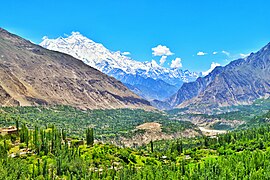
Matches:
[40,32,199,100]
[167,43,270,112]
[0,28,153,109]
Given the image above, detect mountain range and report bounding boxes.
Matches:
[40,32,199,101]
[1,28,269,113]
[165,43,270,113]
[0,28,152,110]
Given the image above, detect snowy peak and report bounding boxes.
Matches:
[69,31,89,40]
[0,28,152,110]
[40,32,143,74]
[40,32,199,100]
[40,32,198,80]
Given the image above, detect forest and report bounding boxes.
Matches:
[0,105,269,179]
[0,106,194,142]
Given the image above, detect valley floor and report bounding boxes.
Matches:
[0,105,269,179]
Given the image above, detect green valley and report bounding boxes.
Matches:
[0,109,270,179]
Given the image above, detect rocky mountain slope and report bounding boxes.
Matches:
[40,32,199,100]
[167,43,270,112]
[0,28,152,109]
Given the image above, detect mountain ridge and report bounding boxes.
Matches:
[40,32,199,100]
[166,43,270,112]
[0,28,153,110]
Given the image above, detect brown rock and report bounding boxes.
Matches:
[0,28,153,110]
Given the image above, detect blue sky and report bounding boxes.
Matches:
[1,0,270,72]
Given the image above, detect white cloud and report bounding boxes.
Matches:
[152,45,173,56]
[159,56,167,65]
[222,50,230,56]
[213,51,218,55]
[121,52,131,55]
[202,62,221,76]
[197,51,207,56]
[170,58,182,69]
[240,53,250,58]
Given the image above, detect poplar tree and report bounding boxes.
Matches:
[16,118,19,135]
[150,140,154,153]
[86,128,94,146]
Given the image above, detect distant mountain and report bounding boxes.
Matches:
[40,32,199,100]
[166,43,270,112]
[0,28,153,109]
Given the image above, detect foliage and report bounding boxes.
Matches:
[0,111,269,179]
[0,106,270,179]
[0,106,194,141]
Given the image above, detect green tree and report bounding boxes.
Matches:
[86,128,94,146]
[150,140,154,153]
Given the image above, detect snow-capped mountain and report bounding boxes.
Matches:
[40,32,199,100]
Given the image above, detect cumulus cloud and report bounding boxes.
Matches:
[152,45,173,56]
[222,50,230,56]
[240,53,250,58]
[170,58,182,69]
[159,56,167,65]
[121,52,131,55]
[197,51,207,56]
[213,51,218,55]
[202,62,221,76]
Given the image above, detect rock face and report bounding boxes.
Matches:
[40,32,199,101]
[150,99,173,110]
[167,67,223,108]
[167,43,270,112]
[0,28,153,109]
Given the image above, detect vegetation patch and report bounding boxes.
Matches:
[0,110,269,179]
[0,106,195,143]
